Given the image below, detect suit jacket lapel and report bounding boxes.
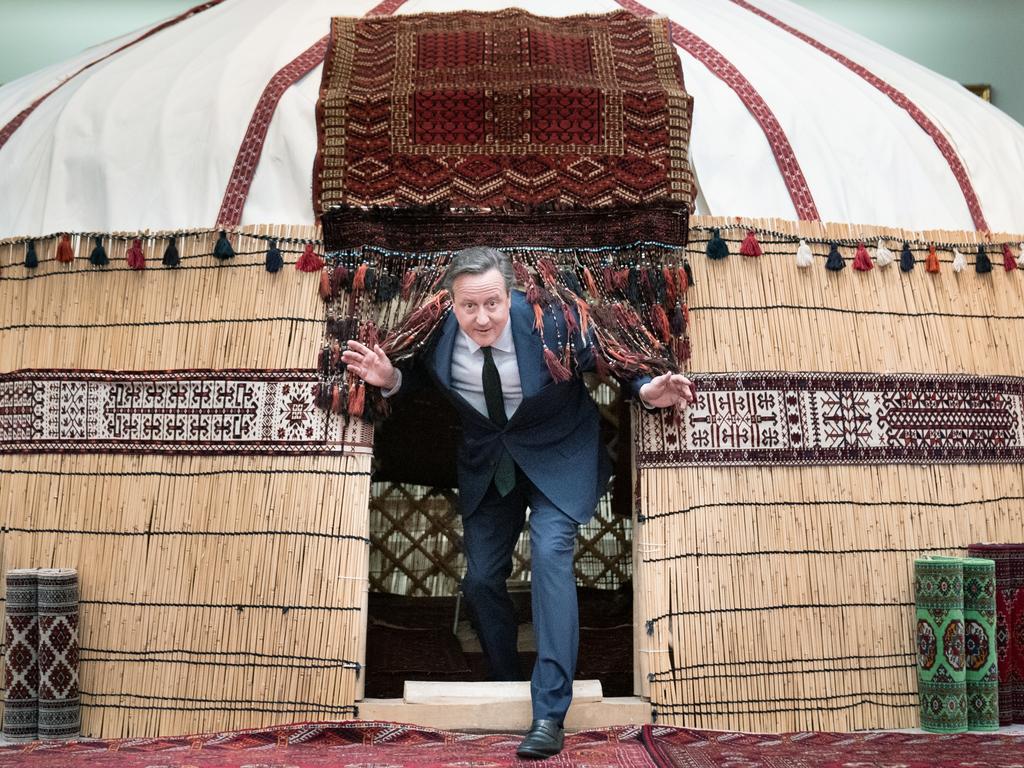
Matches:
[432,311,459,389]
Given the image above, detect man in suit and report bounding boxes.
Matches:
[343,246,694,758]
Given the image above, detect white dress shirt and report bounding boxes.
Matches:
[450,319,523,421]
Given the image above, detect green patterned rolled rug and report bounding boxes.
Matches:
[3,569,39,741]
[962,557,999,730]
[36,568,80,740]
[914,558,967,733]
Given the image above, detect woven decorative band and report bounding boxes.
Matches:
[0,370,372,455]
[637,371,1024,468]
[321,203,690,251]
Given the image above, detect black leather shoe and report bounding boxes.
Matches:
[516,718,564,759]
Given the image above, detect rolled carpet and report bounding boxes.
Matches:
[36,569,80,740]
[914,558,967,733]
[968,543,1024,725]
[961,557,999,730]
[3,569,39,741]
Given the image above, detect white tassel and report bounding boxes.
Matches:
[874,239,895,267]
[952,248,967,273]
[1017,242,1024,268]
[795,239,813,268]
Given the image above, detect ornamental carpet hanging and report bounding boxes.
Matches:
[315,8,694,247]
[313,9,696,418]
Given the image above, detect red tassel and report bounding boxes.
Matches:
[1003,243,1017,271]
[682,304,690,328]
[362,321,380,349]
[676,266,689,294]
[852,243,874,271]
[739,230,762,257]
[296,243,324,272]
[594,350,611,380]
[332,266,348,295]
[126,238,146,270]
[543,347,572,383]
[614,268,630,291]
[561,303,578,336]
[670,305,685,336]
[536,258,559,285]
[574,297,591,336]
[662,267,677,306]
[926,245,940,273]
[533,303,545,331]
[651,305,672,343]
[319,269,333,300]
[352,263,369,291]
[401,269,417,300]
[513,260,532,287]
[526,283,542,305]
[56,234,75,263]
[347,379,365,418]
[330,383,343,414]
[602,267,615,293]
[583,267,601,299]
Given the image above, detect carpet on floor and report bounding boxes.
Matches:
[641,724,1024,768]
[0,721,651,768]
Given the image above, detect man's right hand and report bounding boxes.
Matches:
[341,340,399,390]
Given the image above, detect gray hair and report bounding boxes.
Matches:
[441,246,514,296]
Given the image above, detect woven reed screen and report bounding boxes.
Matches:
[0,227,372,738]
[636,216,1024,732]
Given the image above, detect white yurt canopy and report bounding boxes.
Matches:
[2,0,1023,237]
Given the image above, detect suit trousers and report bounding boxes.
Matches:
[460,471,580,724]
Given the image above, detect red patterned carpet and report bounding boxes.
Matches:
[3,721,1024,767]
[641,724,1024,768]
[0,722,651,768]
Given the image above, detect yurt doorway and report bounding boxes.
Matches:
[361,376,635,705]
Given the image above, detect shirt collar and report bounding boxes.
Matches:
[460,317,514,355]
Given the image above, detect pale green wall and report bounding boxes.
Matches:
[1,0,1021,125]
[790,0,1024,125]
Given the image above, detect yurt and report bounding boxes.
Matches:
[2,0,1023,761]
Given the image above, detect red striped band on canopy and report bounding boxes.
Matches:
[730,0,988,232]
[215,0,409,227]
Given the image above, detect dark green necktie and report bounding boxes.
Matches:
[482,346,515,496]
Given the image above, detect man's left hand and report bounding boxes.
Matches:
[639,373,697,409]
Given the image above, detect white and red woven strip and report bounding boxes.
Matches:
[616,0,820,221]
[729,0,988,232]
[0,1,225,153]
[215,0,408,227]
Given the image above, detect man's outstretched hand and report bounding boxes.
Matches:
[340,340,399,390]
[639,372,697,410]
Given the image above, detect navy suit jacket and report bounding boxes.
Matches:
[406,290,648,524]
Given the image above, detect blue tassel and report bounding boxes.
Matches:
[265,240,283,273]
[899,242,914,272]
[705,228,728,260]
[214,230,235,260]
[24,241,38,268]
[976,244,992,273]
[89,236,108,266]
[825,243,845,271]
[162,238,180,267]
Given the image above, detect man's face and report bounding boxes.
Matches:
[450,268,511,348]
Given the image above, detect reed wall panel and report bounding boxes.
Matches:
[636,217,1024,731]
[1,226,373,738]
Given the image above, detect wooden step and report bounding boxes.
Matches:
[403,679,602,704]
[357,695,651,731]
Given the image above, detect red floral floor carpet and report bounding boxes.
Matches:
[2,721,1023,767]
[641,724,1024,768]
